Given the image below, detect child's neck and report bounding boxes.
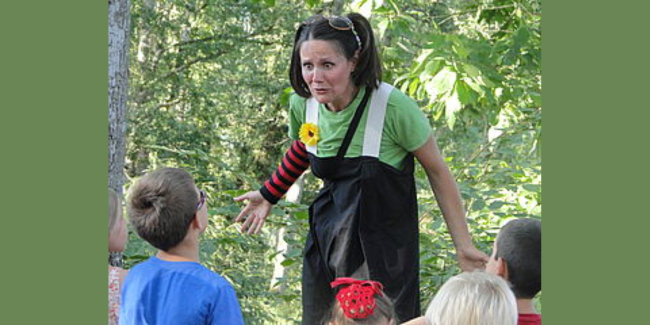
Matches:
[157,239,199,262]
[517,298,539,314]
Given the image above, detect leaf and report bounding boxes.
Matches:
[425,67,456,99]
[523,184,540,192]
[477,75,496,88]
[409,78,420,97]
[384,47,401,59]
[530,92,542,107]
[359,0,374,17]
[421,60,442,79]
[415,49,434,64]
[223,189,248,197]
[471,199,486,211]
[400,79,410,93]
[445,90,462,129]
[398,13,416,25]
[430,217,443,231]
[305,0,320,8]
[287,248,303,258]
[515,26,530,47]
[378,19,389,38]
[279,87,292,107]
[462,77,483,95]
[462,64,481,78]
[294,210,309,220]
[410,50,434,76]
[431,101,445,121]
[489,201,505,210]
[280,259,296,267]
[452,42,469,59]
[386,0,400,12]
[456,80,476,105]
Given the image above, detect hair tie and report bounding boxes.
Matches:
[331,277,384,319]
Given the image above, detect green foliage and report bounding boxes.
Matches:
[123,0,541,323]
[368,0,541,306]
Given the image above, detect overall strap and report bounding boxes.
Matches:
[362,82,393,158]
[336,88,373,159]
[305,97,319,154]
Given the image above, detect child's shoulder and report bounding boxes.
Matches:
[128,257,233,290]
[192,263,234,290]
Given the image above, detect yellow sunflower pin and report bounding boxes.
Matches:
[299,122,319,146]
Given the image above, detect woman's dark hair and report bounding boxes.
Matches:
[289,13,382,98]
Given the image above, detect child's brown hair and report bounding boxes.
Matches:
[127,168,199,251]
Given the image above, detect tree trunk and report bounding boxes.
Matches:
[109,0,131,267]
[136,0,156,64]
[270,175,304,292]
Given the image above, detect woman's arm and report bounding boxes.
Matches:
[413,136,489,271]
[235,140,310,234]
[259,140,310,204]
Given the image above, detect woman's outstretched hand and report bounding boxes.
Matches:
[456,246,490,272]
[234,190,273,235]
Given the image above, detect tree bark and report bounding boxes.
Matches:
[109,0,131,267]
[270,175,304,292]
[136,0,156,64]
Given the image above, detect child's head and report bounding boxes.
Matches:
[487,218,541,299]
[326,278,397,325]
[127,168,208,252]
[425,271,517,325]
[109,188,128,252]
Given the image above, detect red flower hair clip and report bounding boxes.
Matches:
[331,277,384,319]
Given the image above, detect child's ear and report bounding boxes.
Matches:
[496,258,510,280]
[192,213,204,230]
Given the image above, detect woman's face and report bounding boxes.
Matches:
[300,40,357,111]
[109,209,128,252]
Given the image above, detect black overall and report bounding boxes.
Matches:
[301,89,421,324]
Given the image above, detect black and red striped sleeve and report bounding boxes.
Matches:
[259,140,310,204]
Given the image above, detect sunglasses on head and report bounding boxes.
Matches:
[197,189,206,211]
[302,15,362,50]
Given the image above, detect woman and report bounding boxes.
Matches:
[235,13,488,324]
[109,188,129,325]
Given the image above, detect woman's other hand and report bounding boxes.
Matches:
[234,191,273,235]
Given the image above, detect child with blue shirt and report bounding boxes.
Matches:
[120,168,244,324]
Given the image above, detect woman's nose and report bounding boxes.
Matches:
[311,67,324,83]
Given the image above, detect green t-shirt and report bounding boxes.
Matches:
[288,85,432,169]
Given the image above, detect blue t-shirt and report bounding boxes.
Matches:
[119,256,244,325]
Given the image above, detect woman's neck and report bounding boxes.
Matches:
[328,86,360,112]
